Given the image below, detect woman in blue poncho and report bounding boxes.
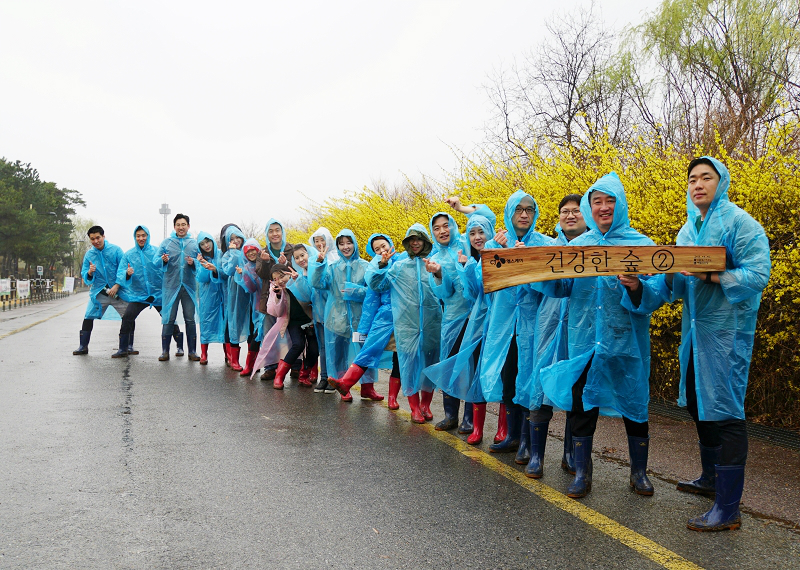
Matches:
[196,231,226,365]
[233,239,266,377]
[220,225,250,371]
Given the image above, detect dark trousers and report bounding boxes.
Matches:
[284,323,319,368]
[500,335,520,408]
[686,350,748,465]
[569,359,649,439]
[120,302,178,336]
[163,287,195,336]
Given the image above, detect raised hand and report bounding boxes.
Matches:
[445,196,462,210]
[494,230,508,247]
[126,263,134,276]
[185,255,194,266]
[260,250,270,261]
[380,247,395,265]
[317,243,328,262]
[423,257,441,275]
[229,240,238,250]
[236,265,242,274]
[161,252,169,263]
[88,262,96,276]
[514,240,525,248]
[457,249,468,264]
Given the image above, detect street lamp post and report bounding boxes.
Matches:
[159,203,171,241]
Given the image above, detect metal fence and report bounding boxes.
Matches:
[0,277,75,312]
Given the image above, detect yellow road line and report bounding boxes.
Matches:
[355,386,704,570]
[0,301,85,341]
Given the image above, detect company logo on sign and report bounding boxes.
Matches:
[489,253,523,268]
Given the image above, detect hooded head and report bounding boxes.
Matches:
[580,172,631,237]
[464,214,495,260]
[219,223,242,253]
[503,190,540,244]
[686,156,730,224]
[429,212,461,252]
[224,225,246,251]
[133,225,151,250]
[197,231,218,259]
[264,218,286,261]
[402,223,433,259]
[334,229,360,261]
[243,238,261,262]
[309,227,338,263]
[366,233,395,259]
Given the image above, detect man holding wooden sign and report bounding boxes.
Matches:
[533,172,665,499]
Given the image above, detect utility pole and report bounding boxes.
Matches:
[159,203,171,241]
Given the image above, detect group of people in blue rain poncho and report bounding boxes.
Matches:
[73,156,770,533]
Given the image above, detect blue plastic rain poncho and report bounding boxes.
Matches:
[351,234,395,369]
[235,238,265,342]
[117,225,162,307]
[660,157,771,420]
[264,218,287,262]
[480,190,550,404]
[536,172,662,422]
[423,214,495,402]
[309,229,374,382]
[153,229,199,325]
[307,228,338,380]
[366,224,442,396]
[196,231,226,344]
[428,213,471,360]
[81,239,125,320]
[220,226,251,344]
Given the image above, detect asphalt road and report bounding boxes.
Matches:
[0,294,798,569]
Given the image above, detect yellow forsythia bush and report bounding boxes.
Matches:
[290,125,800,430]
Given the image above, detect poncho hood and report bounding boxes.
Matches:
[366,233,395,259]
[580,172,641,241]
[309,226,338,263]
[503,190,540,244]
[335,228,361,261]
[264,218,286,262]
[133,225,151,249]
[402,224,433,259]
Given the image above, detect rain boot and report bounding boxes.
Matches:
[628,435,654,496]
[127,331,139,355]
[187,334,200,361]
[468,403,487,445]
[435,393,460,431]
[387,376,401,410]
[562,417,576,474]
[494,403,508,443]
[290,363,301,380]
[273,359,291,389]
[407,393,425,424]
[328,364,365,396]
[239,348,257,376]
[223,343,231,367]
[687,464,744,532]
[309,364,319,382]
[525,421,550,479]
[229,345,243,372]
[458,400,474,434]
[298,365,313,387]
[515,415,531,464]
[112,333,130,358]
[173,330,184,357]
[677,442,720,498]
[341,391,353,403]
[73,330,91,355]
[158,335,171,361]
[489,406,522,453]
[566,436,593,498]
[360,383,384,401]
[200,344,209,365]
[419,390,434,422]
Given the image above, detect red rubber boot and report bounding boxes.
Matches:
[407,393,425,424]
[309,364,319,382]
[360,383,384,401]
[387,376,401,410]
[298,364,313,387]
[223,343,231,367]
[229,345,243,372]
[240,349,258,377]
[468,403,487,445]
[327,364,365,396]
[273,359,291,390]
[494,403,508,443]
[419,390,434,421]
[200,344,209,365]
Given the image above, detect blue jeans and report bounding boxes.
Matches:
[162,287,196,337]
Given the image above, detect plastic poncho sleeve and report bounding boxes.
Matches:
[358,288,381,335]
[342,281,367,303]
[309,258,330,290]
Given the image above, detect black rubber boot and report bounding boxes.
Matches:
[489,406,523,453]
[73,330,91,355]
[127,331,139,355]
[677,442,720,497]
[628,435,654,496]
[562,417,575,474]
[687,464,744,531]
[567,436,593,498]
[525,421,550,478]
[173,330,184,357]
[187,334,200,361]
[457,399,474,434]
[515,415,531,464]
[435,393,460,431]
[112,333,130,358]
[158,335,171,361]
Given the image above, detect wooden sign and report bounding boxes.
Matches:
[481,245,727,293]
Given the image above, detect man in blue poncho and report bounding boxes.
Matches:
[154,213,200,361]
[73,225,128,355]
[536,173,662,499]
[480,190,550,465]
[255,218,289,381]
[114,225,181,358]
[656,158,770,531]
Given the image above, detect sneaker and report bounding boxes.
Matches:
[261,368,276,382]
[324,381,336,394]
[314,378,329,393]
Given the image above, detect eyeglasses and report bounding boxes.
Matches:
[559,209,581,216]
[514,206,535,215]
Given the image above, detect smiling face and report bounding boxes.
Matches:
[245,249,259,262]
[468,226,487,251]
[511,196,534,237]
[590,191,616,234]
[337,236,355,258]
[292,248,309,269]
[407,236,424,255]
[688,163,720,217]
[313,235,326,251]
[267,223,283,246]
[89,232,105,250]
[558,201,586,240]
[200,238,213,254]
[174,218,189,238]
[431,215,450,245]
[371,238,391,257]
[135,229,148,248]
[271,270,291,286]
[230,235,244,249]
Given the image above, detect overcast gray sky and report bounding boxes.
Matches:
[1,0,659,246]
